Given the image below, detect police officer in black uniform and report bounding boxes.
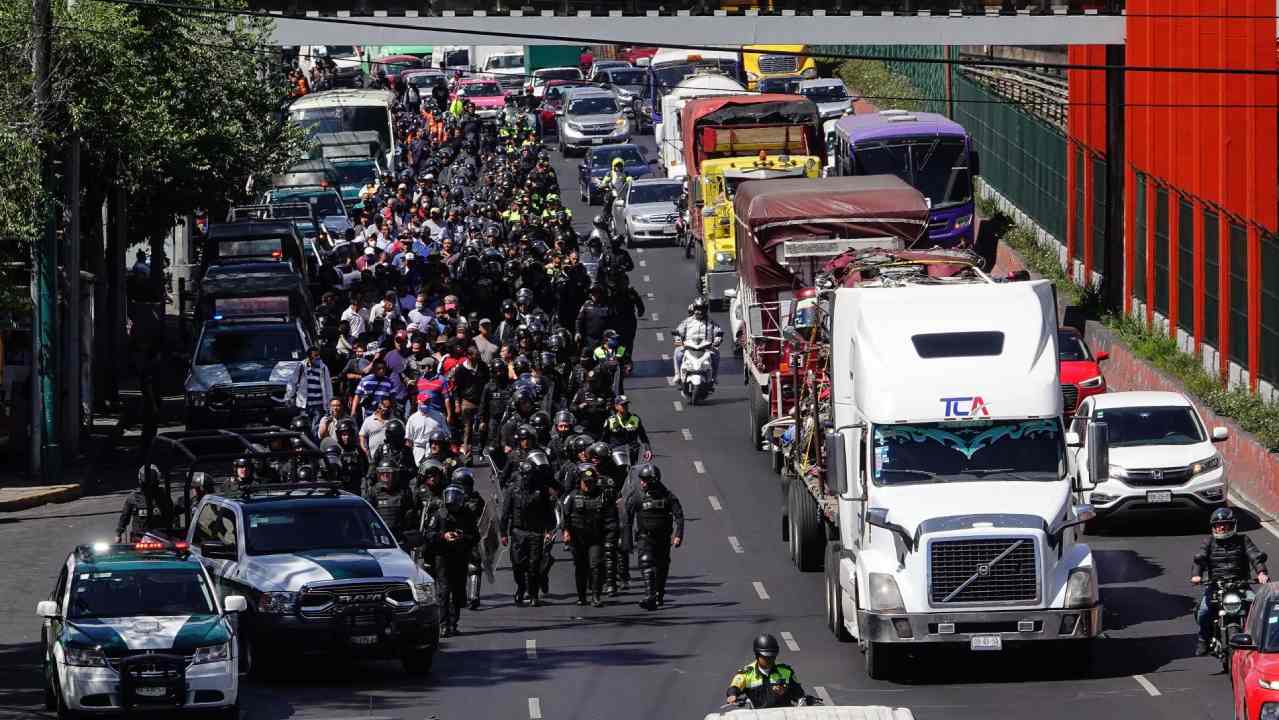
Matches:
[116,464,175,543]
[424,483,478,637]
[478,360,513,454]
[451,468,488,610]
[558,435,595,495]
[1192,507,1270,654]
[500,459,558,606]
[365,459,419,544]
[366,419,412,493]
[230,456,256,490]
[322,419,366,493]
[588,440,628,594]
[562,464,618,607]
[500,424,538,487]
[626,464,685,610]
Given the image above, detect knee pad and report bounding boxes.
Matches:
[638,552,654,569]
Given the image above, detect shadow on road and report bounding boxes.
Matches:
[0,641,49,720]
[1094,548,1166,585]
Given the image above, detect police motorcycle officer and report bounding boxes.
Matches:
[562,464,619,607]
[1192,507,1269,655]
[423,480,479,637]
[500,458,558,606]
[625,464,684,611]
[725,634,809,709]
[116,464,175,543]
[365,459,419,545]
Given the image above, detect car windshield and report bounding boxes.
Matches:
[592,147,644,167]
[802,84,849,102]
[196,325,303,366]
[872,419,1064,485]
[539,68,582,81]
[443,50,469,67]
[488,54,524,70]
[407,74,443,89]
[333,160,376,186]
[386,62,416,77]
[274,192,345,220]
[628,183,681,204]
[291,106,392,157]
[1057,332,1092,361]
[759,77,801,94]
[68,568,215,619]
[327,45,356,58]
[607,69,646,85]
[569,97,619,115]
[245,504,397,555]
[215,237,283,260]
[651,61,741,95]
[1094,405,1205,447]
[460,82,502,97]
[853,137,973,210]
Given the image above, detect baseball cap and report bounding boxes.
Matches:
[478,318,492,327]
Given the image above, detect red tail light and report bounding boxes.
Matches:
[134,541,165,551]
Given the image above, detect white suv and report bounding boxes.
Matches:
[1068,390,1229,521]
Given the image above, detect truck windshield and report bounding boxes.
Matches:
[1094,406,1205,446]
[801,84,848,102]
[333,160,377,186]
[872,419,1063,485]
[651,61,740,96]
[853,137,972,210]
[488,54,524,70]
[69,568,215,619]
[196,325,303,366]
[291,106,392,158]
[245,505,397,555]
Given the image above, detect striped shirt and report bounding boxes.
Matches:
[356,374,396,409]
[303,362,326,410]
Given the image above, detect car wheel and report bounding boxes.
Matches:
[222,703,241,720]
[54,678,78,720]
[827,543,853,642]
[401,648,435,675]
[44,673,55,710]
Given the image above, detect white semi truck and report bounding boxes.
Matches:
[774,248,1105,679]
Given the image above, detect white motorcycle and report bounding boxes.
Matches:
[677,339,717,405]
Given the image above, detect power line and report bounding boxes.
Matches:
[89,0,1279,78]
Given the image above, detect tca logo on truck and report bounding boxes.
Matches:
[941,396,990,418]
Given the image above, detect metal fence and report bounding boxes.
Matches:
[250,0,1124,15]
[1263,235,1279,386]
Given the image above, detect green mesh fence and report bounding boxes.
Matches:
[1262,233,1279,386]
[812,45,947,114]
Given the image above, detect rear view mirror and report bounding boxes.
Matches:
[1212,426,1230,442]
[223,595,248,613]
[1230,632,1257,649]
[1085,421,1108,491]
[1094,351,1110,362]
[36,600,59,618]
[824,430,850,497]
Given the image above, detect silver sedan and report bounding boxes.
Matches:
[612,177,684,246]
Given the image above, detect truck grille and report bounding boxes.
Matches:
[580,123,615,136]
[1122,466,1193,487]
[1061,384,1079,414]
[107,650,194,671]
[208,383,286,410]
[299,579,416,617]
[758,55,798,74]
[929,537,1039,605]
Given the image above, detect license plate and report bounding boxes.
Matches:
[1146,490,1173,503]
[591,138,603,144]
[970,634,1003,651]
[350,635,379,646]
[135,687,167,697]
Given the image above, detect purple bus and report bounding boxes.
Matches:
[830,110,979,249]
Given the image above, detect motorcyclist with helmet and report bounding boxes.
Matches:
[423,476,479,637]
[673,295,724,387]
[725,634,807,709]
[1192,506,1269,655]
[116,464,176,543]
[626,464,684,610]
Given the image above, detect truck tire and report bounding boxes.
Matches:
[790,481,823,572]
[826,543,852,642]
[747,376,767,450]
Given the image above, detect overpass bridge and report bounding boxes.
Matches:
[263,1,1126,46]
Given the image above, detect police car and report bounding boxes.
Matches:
[37,540,243,718]
[183,483,439,676]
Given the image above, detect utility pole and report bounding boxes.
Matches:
[31,0,62,482]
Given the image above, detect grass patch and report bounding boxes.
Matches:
[833,59,927,113]
[978,195,1279,451]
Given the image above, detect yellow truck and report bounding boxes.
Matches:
[741,44,817,91]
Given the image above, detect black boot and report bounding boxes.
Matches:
[592,592,604,608]
[1195,638,1210,656]
[638,568,658,611]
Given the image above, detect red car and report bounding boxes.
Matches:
[1057,327,1107,415]
[539,80,591,133]
[1232,583,1279,720]
[377,54,423,90]
[618,46,658,66]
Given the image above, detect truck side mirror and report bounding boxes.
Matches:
[1085,421,1108,491]
[824,428,863,500]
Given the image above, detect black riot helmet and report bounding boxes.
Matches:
[515,287,535,307]
[376,459,398,486]
[753,633,781,659]
[637,463,662,486]
[137,464,161,489]
[517,459,535,477]
[588,441,612,463]
[336,418,358,445]
[514,354,532,375]
[530,410,552,435]
[514,424,535,443]
[385,419,407,447]
[570,434,595,456]
[451,467,475,494]
[554,410,575,431]
[232,457,254,481]
[1211,506,1237,540]
[428,429,450,449]
[444,484,466,511]
[290,414,312,435]
[417,458,447,486]
[296,465,317,483]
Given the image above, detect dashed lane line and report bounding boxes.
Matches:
[667,376,676,386]
[643,274,651,283]
[656,331,665,342]
[813,686,833,706]
[526,639,537,659]
[1133,674,1161,697]
[639,259,648,267]
[661,353,671,361]
[528,697,543,719]
[708,495,722,511]
[728,536,743,554]
[753,581,770,600]
[681,428,693,441]
[780,631,800,652]
[647,292,655,299]
[651,312,659,321]
[673,400,684,412]
[693,460,706,474]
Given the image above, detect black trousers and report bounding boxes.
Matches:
[637,533,671,597]
[570,536,606,600]
[436,554,469,627]
[510,529,545,598]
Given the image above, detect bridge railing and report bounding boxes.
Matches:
[250,0,1124,17]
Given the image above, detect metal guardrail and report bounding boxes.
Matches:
[957,63,1068,130]
[253,0,1124,16]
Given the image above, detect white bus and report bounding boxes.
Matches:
[289,89,398,174]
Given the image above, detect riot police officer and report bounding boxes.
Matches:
[116,464,175,543]
[588,440,628,594]
[562,464,618,607]
[424,483,478,637]
[451,468,488,610]
[230,456,256,490]
[322,419,366,494]
[366,419,412,493]
[500,459,558,606]
[626,464,684,610]
[365,459,418,543]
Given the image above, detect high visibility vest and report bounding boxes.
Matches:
[729,662,796,693]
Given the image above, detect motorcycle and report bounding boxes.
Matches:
[677,339,716,405]
[718,695,824,711]
[1205,577,1255,672]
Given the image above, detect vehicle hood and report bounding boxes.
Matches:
[1109,443,1215,470]
[186,360,299,391]
[467,95,506,109]
[1059,360,1103,384]
[241,547,419,592]
[65,614,229,653]
[816,100,850,118]
[873,480,1072,540]
[1245,651,1279,680]
[626,201,678,219]
[588,163,651,180]
[571,112,623,126]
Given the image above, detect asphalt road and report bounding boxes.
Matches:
[0,131,1271,720]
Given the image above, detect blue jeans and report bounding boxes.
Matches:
[1196,590,1215,641]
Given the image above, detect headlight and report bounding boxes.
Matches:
[615,117,626,128]
[1192,454,1222,476]
[1260,678,1279,690]
[746,71,760,81]
[566,122,583,132]
[1107,465,1128,479]
[64,646,109,667]
[1078,375,1106,389]
[257,591,297,614]
[192,642,230,665]
[1064,568,1096,609]
[413,580,437,606]
[867,573,905,612]
[952,213,974,229]
[186,391,206,407]
[1261,702,1279,720]
[712,252,736,270]
[1223,592,1244,614]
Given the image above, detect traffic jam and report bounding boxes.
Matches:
[31,39,1275,720]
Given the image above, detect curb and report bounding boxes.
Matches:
[0,484,83,513]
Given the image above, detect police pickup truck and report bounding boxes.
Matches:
[38,539,244,718]
[184,483,439,676]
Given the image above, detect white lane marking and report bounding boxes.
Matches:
[526,639,537,659]
[1133,674,1161,697]
[728,536,743,554]
[528,697,543,719]
[753,581,770,600]
[661,353,671,361]
[640,259,648,267]
[647,292,655,299]
[694,460,706,474]
[636,248,645,254]
[673,401,684,412]
[708,495,722,511]
[813,686,833,706]
[643,274,651,283]
[651,312,659,321]
[681,428,693,441]
[780,631,800,652]
[666,376,676,386]
[656,331,665,342]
